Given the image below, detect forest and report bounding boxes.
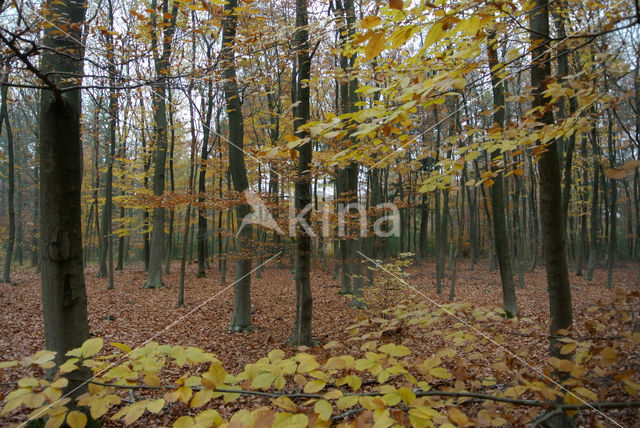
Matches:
[0,0,639,426]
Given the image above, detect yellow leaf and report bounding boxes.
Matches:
[203,362,226,388]
[389,26,413,49]
[560,342,577,355]
[389,0,403,10]
[252,372,275,389]
[0,360,19,368]
[382,392,401,406]
[147,398,164,413]
[59,358,79,374]
[271,396,297,412]
[365,31,386,60]
[123,402,146,425]
[23,392,45,408]
[345,374,361,391]
[165,389,179,403]
[429,367,452,379]
[572,387,598,402]
[110,342,131,354]
[1,398,23,416]
[323,389,343,400]
[44,411,67,428]
[424,22,444,49]
[81,338,103,359]
[336,395,359,410]
[314,399,333,421]
[66,411,87,428]
[304,380,326,394]
[195,409,223,426]
[296,354,319,373]
[177,385,193,404]
[378,343,411,357]
[173,415,196,428]
[452,77,466,91]
[361,16,382,29]
[18,377,40,388]
[191,389,212,408]
[144,373,162,387]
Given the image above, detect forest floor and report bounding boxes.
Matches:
[0,258,639,426]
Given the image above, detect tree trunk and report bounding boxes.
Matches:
[606,110,616,289]
[530,0,573,352]
[586,123,599,281]
[165,87,176,274]
[289,0,313,346]
[39,0,89,393]
[197,82,214,278]
[223,0,253,332]
[145,0,178,288]
[487,33,517,317]
[1,83,15,283]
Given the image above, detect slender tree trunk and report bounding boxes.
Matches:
[606,110,616,289]
[586,123,600,280]
[488,33,517,317]
[179,68,199,307]
[103,5,117,289]
[197,82,214,278]
[1,84,15,283]
[165,88,176,274]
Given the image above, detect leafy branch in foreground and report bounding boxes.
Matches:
[1,289,639,427]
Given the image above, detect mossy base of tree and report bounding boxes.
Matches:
[501,310,516,319]
[287,334,316,347]
[142,282,167,289]
[228,324,254,333]
[349,298,367,309]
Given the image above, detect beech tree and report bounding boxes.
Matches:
[222,0,253,332]
[1,80,14,284]
[144,0,179,289]
[38,0,90,391]
[290,0,313,347]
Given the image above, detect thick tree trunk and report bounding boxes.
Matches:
[39,0,89,394]
[223,0,253,332]
[145,0,178,288]
[289,0,313,346]
[530,0,573,351]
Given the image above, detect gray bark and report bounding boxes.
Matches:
[222,0,253,332]
[38,0,90,394]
